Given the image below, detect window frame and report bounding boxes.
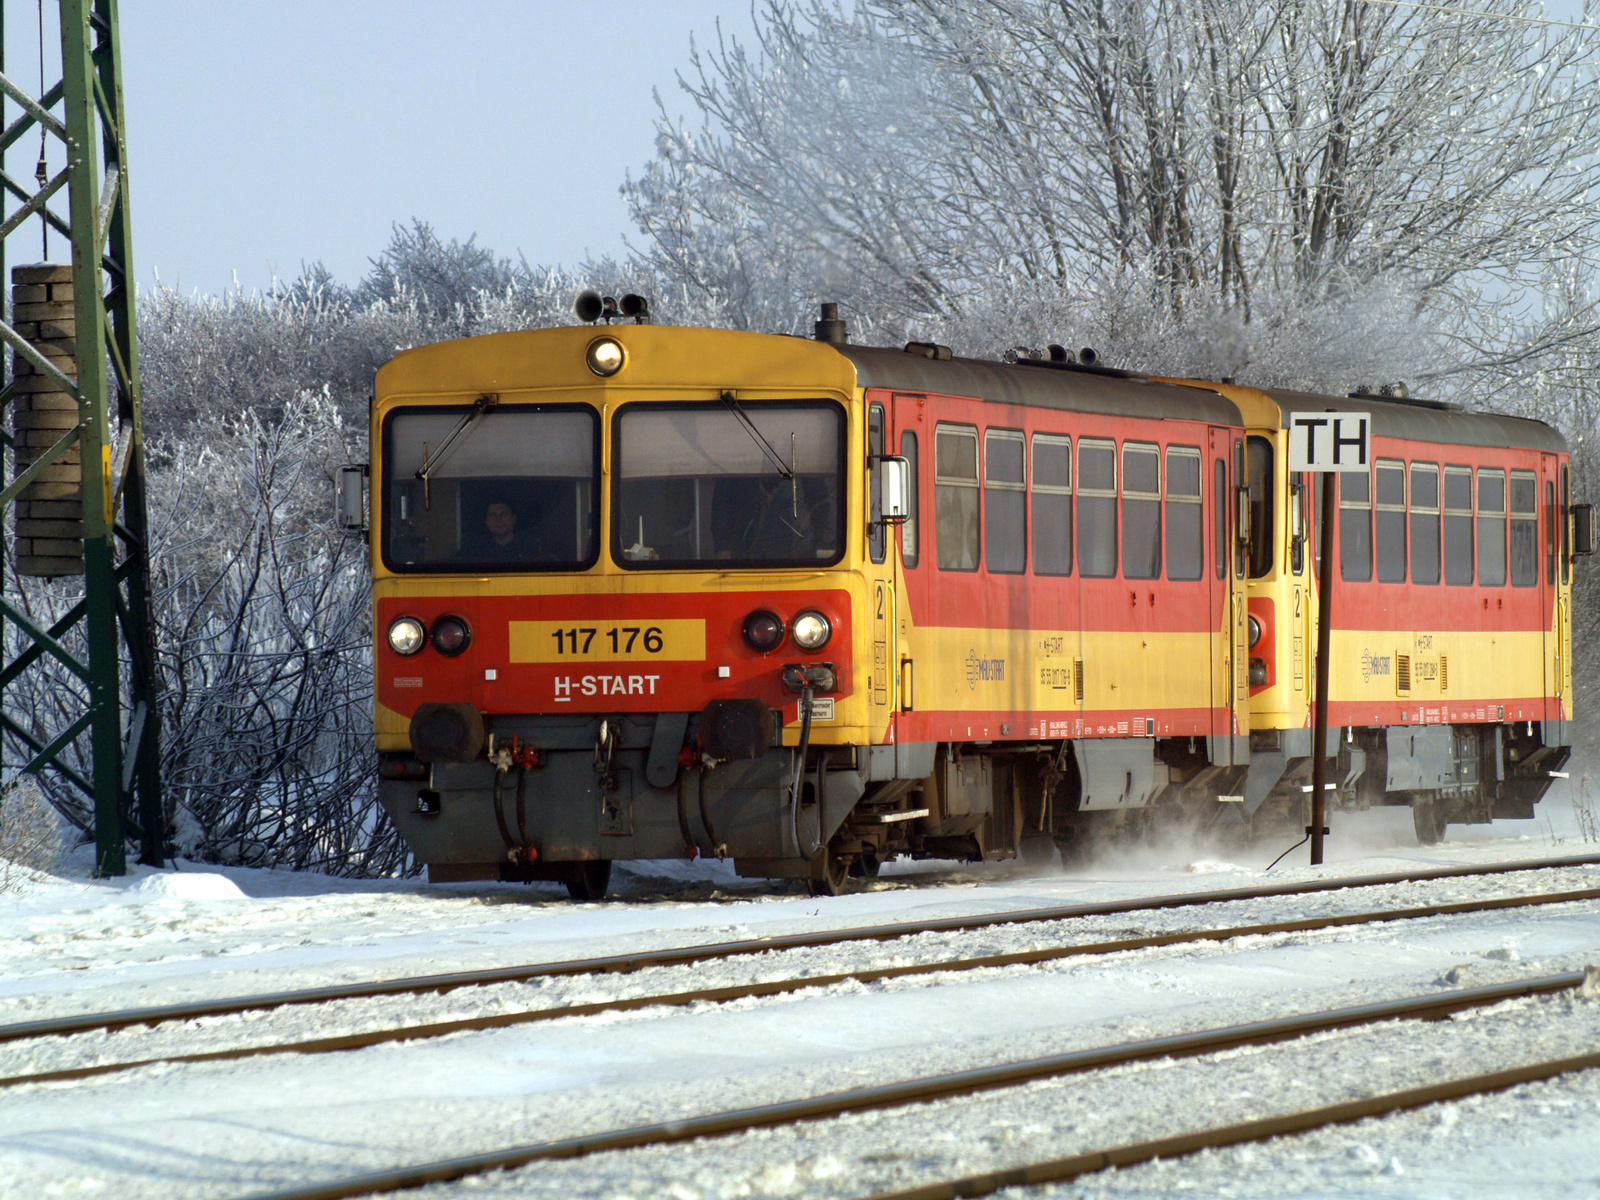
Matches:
[1510,468,1538,588]
[1031,432,1073,578]
[1409,461,1441,586]
[1246,436,1275,578]
[899,429,920,568]
[1077,436,1119,578]
[1374,458,1408,583]
[381,401,603,576]
[984,427,1027,575]
[868,403,888,565]
[1164,444,1204,581]
[1339,468,1373,583]
[934,422,981,572]
[1475,467,1506,587]
[1442,464,1474,586]
[609,398,847,572]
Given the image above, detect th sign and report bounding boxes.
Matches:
[1287,412,1370,473]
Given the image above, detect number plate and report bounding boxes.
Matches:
[510,620,706,663]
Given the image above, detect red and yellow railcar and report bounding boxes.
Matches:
[1182,382,1585,842]
[361,312,1251,895]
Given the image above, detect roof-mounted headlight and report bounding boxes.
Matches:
[586,336,625,377]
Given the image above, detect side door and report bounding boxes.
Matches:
[867,399,896,731]
[1209,426,1244,756]
[887,393,928,722]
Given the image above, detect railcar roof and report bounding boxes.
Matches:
[1262,386,1567,453]
[837,345,1243,426]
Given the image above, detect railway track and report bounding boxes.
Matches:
[5,873,1598,1091]
[229,968,1598,1200]
[8,851,1598,1046]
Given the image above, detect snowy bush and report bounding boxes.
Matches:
[0,777,65,891]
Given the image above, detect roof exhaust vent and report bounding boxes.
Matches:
[1048,344,1074,363]
[814,302,847,344]
[1077,347,1099,367]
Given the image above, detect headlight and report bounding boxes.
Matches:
[791,610,832,651]
[388,616,426,656]
[742,609,786,652]
[431,615,472,657]
[585,336,624,376]
[1247,615,1262,647]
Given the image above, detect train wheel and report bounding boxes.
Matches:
[848,847,882,878]
[807,847,850,897]
[566,860,612,901]
[1411,798,1447,846]
[1019,834,1055,867]
[1052,827,1092,869]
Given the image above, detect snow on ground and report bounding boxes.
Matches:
[0,793,1596,1200]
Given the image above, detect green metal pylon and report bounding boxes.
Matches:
[0,0,162,874]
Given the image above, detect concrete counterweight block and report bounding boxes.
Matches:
[10,263,83,577]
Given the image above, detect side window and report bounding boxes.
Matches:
[1409,462,1440,585]
[984,429,1026,574]
[1340,470,1372,582]
[1546,479,1558,586]
[1375,459,1407,582]
[1477,468,1506,586]
[1213,458,1227,580]
[1078,438,1117,578]
[1510,470,1538,587]
[900,430,919,568]
[1032,433,1072,576]
[868,404,887,565]
[935,424,980,571]
[1443,466,1473,586]
[1122,442,1162,580]
[1165,446,1203,581]
[1246,436,1274,578]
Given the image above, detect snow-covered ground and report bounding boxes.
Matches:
[1,795,1597,1200]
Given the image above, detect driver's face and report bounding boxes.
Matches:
[485,503,516,542]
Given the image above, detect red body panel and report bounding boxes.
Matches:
[377,589,854,725]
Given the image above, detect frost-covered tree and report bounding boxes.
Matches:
[627,0,1600,385]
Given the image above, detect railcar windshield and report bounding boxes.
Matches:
[612,401,845,568]
[382,404,600,572]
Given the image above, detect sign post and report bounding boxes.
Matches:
[1287,412,1370,865]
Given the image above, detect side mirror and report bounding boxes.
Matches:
[336,464,368,533]
[1573,503,1594,557]
[877,456,911,524]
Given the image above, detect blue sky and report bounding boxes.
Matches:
[106,3,756,295]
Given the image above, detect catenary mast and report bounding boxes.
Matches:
[0,0,160,874]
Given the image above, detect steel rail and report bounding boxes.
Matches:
[865,1047,1600,1200]
[6,885,1598,1092]
[227,970,1591,1200]
[5,850,1597,1049]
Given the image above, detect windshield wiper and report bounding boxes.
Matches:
[719,390,793,480]
[415,393,498,508]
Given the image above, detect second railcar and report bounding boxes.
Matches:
[1176,380,1587,842]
